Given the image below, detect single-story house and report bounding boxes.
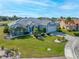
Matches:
[8,18,59,38]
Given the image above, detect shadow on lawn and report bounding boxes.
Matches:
[12,35,33,40]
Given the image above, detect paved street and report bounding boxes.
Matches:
[22,57,66,59]
[0,56,66,59]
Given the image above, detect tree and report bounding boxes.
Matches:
[66,17,71,21]
[3,24,9,33]
[12,15,18,20]
[33,27,39,33]
[60,16,64,19]
[51,17,57,21]
[38,17,43,20]
[2,16,8,21]
[40,28,46,33]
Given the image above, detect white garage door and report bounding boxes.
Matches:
[47,26,56,33]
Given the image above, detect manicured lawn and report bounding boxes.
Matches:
[61,29,74,36]
[61,29,79,36]
[0,26,67,58]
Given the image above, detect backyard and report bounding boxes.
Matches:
[0,21,67,58]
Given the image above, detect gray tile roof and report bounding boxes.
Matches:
[9,18,52,28]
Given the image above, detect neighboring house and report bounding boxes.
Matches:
[8,19,59,38]
[60,19,79,31]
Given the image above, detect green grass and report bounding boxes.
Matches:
[61,29,79,36]
[0,25,67,58]
[0,20,15,24]
[61,29,74,36]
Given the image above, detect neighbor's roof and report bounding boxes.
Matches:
[60,19,79,25]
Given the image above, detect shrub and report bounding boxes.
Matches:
[41,33,45,37]
[57,27,62,32]
[42,28,46,33]
[47,33,51,36]
[74,33,79,36]
[68,30,72,32]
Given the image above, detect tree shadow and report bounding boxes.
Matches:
[37,38,44,41]
[12,35,33,40]
[35,36,45,41]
